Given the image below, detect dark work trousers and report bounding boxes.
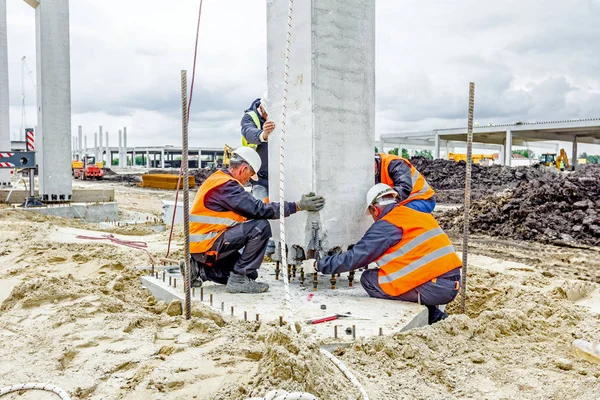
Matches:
[360,268,461,306]
[191,219,271,284]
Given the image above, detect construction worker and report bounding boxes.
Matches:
[188,147,325,294]
[315,183,461,324]
[375,153,436,213]
[240,92,273,201]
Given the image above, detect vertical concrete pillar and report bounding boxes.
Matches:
[572,136,578,170]
[105,132,110,166]
[35,0,72,200]
[161,149,165,168]
[78,125,83,161]
[434,132,440,159]
[378,137,383,153]
[505,129,512,167]
[84,135,87,158]
[132,148,136,167]
[118,130,123,167]
[146,150,150,168]
[123,126,127,166]
[98,126,103,165]
[0,0,10,186]
[445,140,449,159]
[498,145,505,165]
[94,132,98,161]
[267,0,375,253]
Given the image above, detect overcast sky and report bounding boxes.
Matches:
[6,0,600,155]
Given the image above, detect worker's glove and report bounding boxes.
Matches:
[297,192,325,211]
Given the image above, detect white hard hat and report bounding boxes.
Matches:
[232,147,261,181]
[366,183,397,211]
[260,91,269,115]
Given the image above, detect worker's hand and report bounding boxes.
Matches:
[297,192,325,212]
[263,121,276,138]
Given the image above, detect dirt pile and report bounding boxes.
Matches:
[439,164,600,246]
[410,157,557,203]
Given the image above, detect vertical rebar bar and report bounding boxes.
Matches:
[181,70,191,320]
[461,82,475,315]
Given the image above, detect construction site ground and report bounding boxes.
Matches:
[1,174,600,399]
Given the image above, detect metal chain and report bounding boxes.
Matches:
[181,70,192,320]
[279,0,295,329]
[461,82,475,314]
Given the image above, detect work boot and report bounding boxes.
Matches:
[427,305,448,325]
[226,272,269,294]
[181,258,207,288]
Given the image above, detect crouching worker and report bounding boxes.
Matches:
[315,183,461,324]
[187,147,325,294]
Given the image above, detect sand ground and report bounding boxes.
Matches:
[1,180,599,399]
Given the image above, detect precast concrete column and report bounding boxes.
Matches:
[123,127,127,166]
[434,132,440,159]
[161,149,165,168]
[505,129,512,167]
[118,130,123,167]
[84,135,87,158]
[98,125,103,165]
[132,148,136,166]
[572,136,578,170]
[445,140,449,159]
[146,150,150,168]
[498,145,505,165]
[94,132,98,161]
[0,0,11,186]
[35,0,72,201]
[78,125,83,161]
[378,137,383,153]
[267,0,375,254]
[105,131,109,166]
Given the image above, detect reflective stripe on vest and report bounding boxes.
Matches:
[375,205,461,296]
[189,170,247,254]
[242,111,260,150]
[378,153,435,205]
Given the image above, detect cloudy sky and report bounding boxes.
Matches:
[6,0,600,154]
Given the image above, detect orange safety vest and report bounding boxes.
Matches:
[190,170,247,255]
[376,205,461,296]
[378,153,435,205]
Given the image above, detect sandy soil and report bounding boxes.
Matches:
[1,180,599,399]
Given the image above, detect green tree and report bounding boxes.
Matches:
[579,152,600,164]
[374,146,379,153]
[414,150,433,160]
[388,148,398,156]
[112,158,118,166]
[512,149,535,158]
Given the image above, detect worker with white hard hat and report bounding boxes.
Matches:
[375,152,436,213]
[187,147,325,294]
[314,183,461,324]
[240,91,273,202]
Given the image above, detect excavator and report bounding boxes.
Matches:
[539,148,570,171]
[223,144,233,167]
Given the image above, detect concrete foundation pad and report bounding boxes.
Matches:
[22,202,118,223]
[141,263,427,341]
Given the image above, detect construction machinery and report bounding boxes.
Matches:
[448,152,495,165]
[223,144,233,167]
[539,149,570,171]
[72,156,104,180]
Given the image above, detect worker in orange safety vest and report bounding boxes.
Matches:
[315,183,461,324]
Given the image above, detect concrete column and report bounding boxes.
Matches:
[0,0,10,186]
[378,137,383,153]
[94,132,98,162]
[98,126,103,165]
[123,126,127,166]
[35,0,72,200]
[572,136,578,170]
[444,140,449,159]
[118,130,123,167]
[132,149,136,167]
[161,149,165,168]
[434,132,440,159]
[105,132,110,166]
[505,129,512,167]
[267,0,375,253]
[146,150,150,168]
[78,125,83,161]
[84,135,87,158]
[499,143,505,165]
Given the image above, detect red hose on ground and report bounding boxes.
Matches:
[165,0,204,258]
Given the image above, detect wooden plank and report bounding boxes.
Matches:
[0,189,115,204]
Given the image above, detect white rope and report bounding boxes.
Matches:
[0,383,71,399]
[279,0,295,330]
[320,349,370,400]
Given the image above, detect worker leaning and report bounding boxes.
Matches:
[315,183,461,324]
[186,147,325,294]
[375,153,436,213]
[240,92,273,201]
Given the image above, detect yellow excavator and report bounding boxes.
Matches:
[539,148,570,171]
[223,144,233,167]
